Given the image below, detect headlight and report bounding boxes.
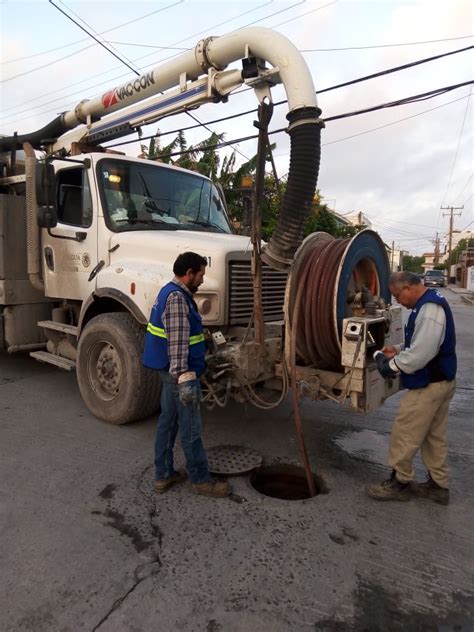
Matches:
[195,292,220,322]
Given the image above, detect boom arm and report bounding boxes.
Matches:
[1,26,324,269]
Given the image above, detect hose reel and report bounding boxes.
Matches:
[285,229,391,371]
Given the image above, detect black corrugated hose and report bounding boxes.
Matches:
[262,107,323,271]
[0,115,69,152]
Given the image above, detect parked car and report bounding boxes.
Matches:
[424,270,446,287]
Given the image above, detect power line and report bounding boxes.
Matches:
[323,81,473,121]
[48,1,255,162]
[268,0,337,29]
[441,91,472,205]
[0,0,278,124]
[300,34,474,52]
[44,1,261,163]
[109,81,474,155]
[301,45,474,100]
[114,91,471,153]
[453,174,473,203]
[48,0,140,76]
[2,39,471,133]
[106,33,474,53]
[54,0,139,74]
[107,41,189,51]
[0,1,185,65]
[321,93,471,147]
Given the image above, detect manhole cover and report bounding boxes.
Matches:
[207,445,263,475]
[250,463,328,500]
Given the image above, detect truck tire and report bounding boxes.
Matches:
[77,312,161,424]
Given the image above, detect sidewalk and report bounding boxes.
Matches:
[447,284,474,305]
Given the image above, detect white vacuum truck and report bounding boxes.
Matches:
[0,27,402,424]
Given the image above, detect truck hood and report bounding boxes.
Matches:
[109,229,253,265]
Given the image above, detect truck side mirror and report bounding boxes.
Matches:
[37,205,58,228]
[35,162,56,206]
[35,162,57,228]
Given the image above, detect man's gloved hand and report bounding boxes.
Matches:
[177,371,198,406]
[373,351,398,379]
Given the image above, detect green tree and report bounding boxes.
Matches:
[140,130,362,241]
[402,255,424,273]
[140,129,180,163]
[446,237,474,267]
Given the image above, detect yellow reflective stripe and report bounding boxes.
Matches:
[147,323,166,338]
[147,323,204,345]
[189,333,205,345]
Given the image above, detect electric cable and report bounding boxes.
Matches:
[5,39,470,131]
[300,34,474,52]
[0,0,185,65]
[96,34,474,54]
[321,93,471,147]
[54,0,140,75]
[453,174,473,203]
[0,0,273,98]
[107,80,474,155]
[48,0,140,76]
[441,92,472,206]
[46,0,254,161]
[264,0,336,29]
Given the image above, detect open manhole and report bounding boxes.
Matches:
[250,463,328,500]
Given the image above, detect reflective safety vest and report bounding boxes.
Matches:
[402,289,456,389]
[142,281,206,375]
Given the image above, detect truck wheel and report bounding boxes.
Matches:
[77,312,161,424]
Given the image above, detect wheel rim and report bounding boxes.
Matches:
[86,339,123,401]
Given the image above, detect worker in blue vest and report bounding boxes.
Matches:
[143,252,231,498]
[368,271,456,504]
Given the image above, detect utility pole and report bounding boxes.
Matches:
[441,205,463,265]
[431,232,441,265]
[391,240,395,272]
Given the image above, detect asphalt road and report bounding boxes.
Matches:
[1,288,473,631]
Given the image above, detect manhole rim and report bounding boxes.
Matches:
[248,462,329,501]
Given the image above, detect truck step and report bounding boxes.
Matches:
[37,320,78,337]
[30,351,76,371]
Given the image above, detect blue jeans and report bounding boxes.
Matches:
[154,370,210,484]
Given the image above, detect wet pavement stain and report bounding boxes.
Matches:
[334,428,389,465]
[103,508,153,553]
[314,578,474,631]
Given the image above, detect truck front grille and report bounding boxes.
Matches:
[228,260,288,325]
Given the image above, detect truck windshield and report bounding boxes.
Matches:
[97,159,232,234]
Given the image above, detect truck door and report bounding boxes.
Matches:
[42,166,98,300]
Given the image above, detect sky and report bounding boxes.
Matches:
[1,0,473,256]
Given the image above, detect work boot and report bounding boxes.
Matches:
[191,478,231,498]
[367,471,411,502]
[154,470,187,494]
[411,475,450,505]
